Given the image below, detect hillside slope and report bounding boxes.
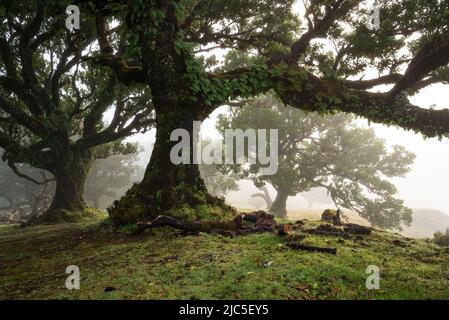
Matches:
[401,209,449,238]
[0,220,448,300]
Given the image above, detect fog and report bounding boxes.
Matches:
[125,82,449,217]
[360,84,449,214]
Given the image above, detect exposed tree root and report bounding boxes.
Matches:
[136,210,279,237]
[305,224,351,238]
[135,211,373,255]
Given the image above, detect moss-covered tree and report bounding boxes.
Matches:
[80,0,449,225]
[0,1,154,223]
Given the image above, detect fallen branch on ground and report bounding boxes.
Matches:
[286,242,337,255]
[344,224,372,235]
[305,229,351,239]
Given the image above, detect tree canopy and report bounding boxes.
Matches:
[2,0,449,225]
[73,0,449,225]
[89,0,449,135]
[0,1,154,222]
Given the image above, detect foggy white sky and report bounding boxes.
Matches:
[363,84,449,214]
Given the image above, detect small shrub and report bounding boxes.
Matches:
[433,229,449,247]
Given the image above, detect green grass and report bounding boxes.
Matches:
[0,219,448,300]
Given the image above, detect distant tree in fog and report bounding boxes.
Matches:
[251,186,273,210]
[84,145,143,210]
[218,96,416,229]
[300,188,334,210]
[252,187,334,211]
[199,140,240,197]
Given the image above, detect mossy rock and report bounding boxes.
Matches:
[31,208,106,225]
[321,209,337,222]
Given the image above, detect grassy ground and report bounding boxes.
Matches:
[0,218,448,300]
